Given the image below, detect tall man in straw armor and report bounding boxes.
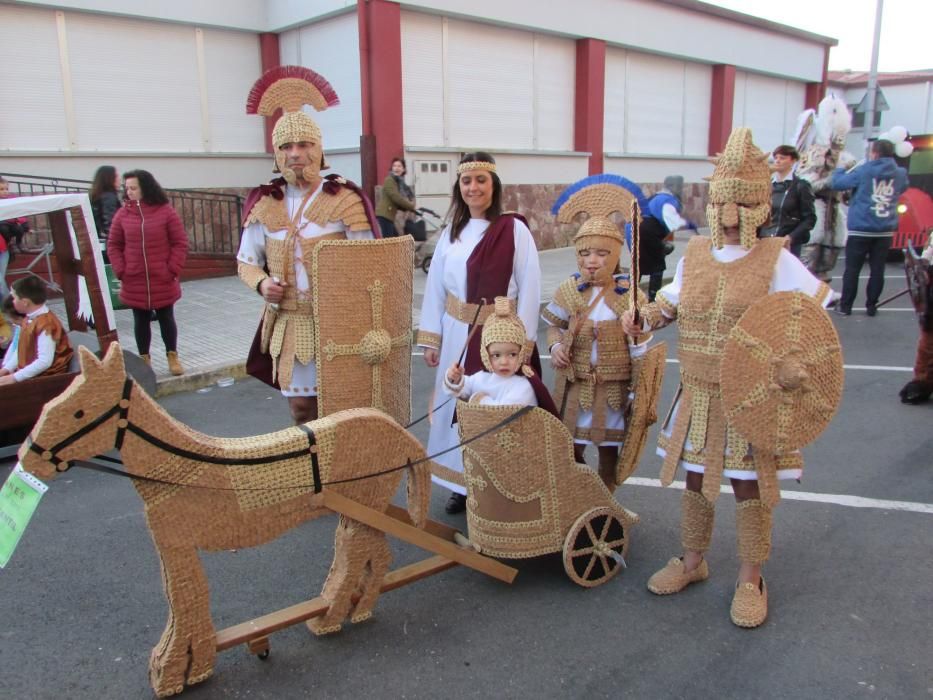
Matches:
[237,67,378,424]
[623,127,841,628]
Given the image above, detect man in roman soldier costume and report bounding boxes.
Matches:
[237,66,378,424]
[793,95,857,294]
[543,175,653,489]
[623,127,842,628]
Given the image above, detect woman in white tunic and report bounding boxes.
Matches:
[417,152,541,514]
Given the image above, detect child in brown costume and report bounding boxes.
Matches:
[623,128,832,628]
[0,277,73,385]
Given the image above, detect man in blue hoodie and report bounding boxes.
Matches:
[830,139,908,316]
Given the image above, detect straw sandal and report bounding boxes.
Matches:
[647,556,709,595]
[730,576,768,628]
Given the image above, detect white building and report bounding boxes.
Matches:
[0,0,836,246]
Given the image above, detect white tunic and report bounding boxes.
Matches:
[542,285,650,446]
[443,370,537,407]
[237,183,373,397]
[418,218,541,494]
[657,244,830,480]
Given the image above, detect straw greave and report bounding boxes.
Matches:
[735,498,772,565]
[681,489,715,553]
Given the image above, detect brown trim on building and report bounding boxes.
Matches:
[258,33,280,154]
[709,64,735,155]
[574,38,606,175]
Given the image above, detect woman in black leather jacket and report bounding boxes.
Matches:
[762,145,816,258]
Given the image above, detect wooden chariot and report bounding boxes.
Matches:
[455,402,640,588]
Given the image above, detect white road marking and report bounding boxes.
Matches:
[625,477,933,514]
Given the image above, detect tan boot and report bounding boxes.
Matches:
[166,351,184,376]
[140,353,151,366]
[731,499,773,628]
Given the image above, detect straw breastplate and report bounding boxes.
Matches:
[554,278,634,383]
[677,237,783,386]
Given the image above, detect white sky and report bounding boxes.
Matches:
[704,0,932,72]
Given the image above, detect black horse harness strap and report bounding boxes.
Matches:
[57,403,537,492]
[25,378,135,469]
[297,424,323,494]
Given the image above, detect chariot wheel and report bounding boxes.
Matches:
[562,507,630,588]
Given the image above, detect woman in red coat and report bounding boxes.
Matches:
[108,170,189,375]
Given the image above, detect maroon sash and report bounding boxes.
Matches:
[463,213,543,376]
[526,371,560,418]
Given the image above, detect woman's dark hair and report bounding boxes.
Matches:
[89,165,118,200]
[123,169,169,206]
[391,157,406,175]
[447,151,502,242]
[772,145,800,160]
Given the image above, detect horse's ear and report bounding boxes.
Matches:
[101,342,127,376]
[78,345,104,377]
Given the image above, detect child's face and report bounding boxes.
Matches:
[577,247,611,279]
[487,342,522,377]
[0,181,9,197]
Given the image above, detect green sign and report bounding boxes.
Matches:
[0,464,48,568]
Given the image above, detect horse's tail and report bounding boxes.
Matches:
[405,452,431,529]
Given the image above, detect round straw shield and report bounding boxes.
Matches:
[721,291,843,453]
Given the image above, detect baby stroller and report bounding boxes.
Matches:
[408,207,443,273]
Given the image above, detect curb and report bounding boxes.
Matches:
[155,362,248,398]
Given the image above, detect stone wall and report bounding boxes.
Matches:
[503,181,709,250]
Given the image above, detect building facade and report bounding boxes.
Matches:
[0,0,835,247]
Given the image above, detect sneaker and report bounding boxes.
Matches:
[834,306,851,316]
[865,304,877,317]
[730,576,768,628]
[647,556,709,595]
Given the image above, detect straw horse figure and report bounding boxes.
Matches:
[19,344,431,697]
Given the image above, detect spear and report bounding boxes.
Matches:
[630,199,641,326]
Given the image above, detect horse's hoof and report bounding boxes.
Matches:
[153,684,184,698]
[306,618,342,636]
[188,670,213,685]
[350,610,373,624]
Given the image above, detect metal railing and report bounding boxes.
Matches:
[1,172,242,255]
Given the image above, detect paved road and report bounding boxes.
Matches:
[2,260,931,699]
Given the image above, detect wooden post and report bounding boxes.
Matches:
[68,206,118,354]
[47,210,84,332]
